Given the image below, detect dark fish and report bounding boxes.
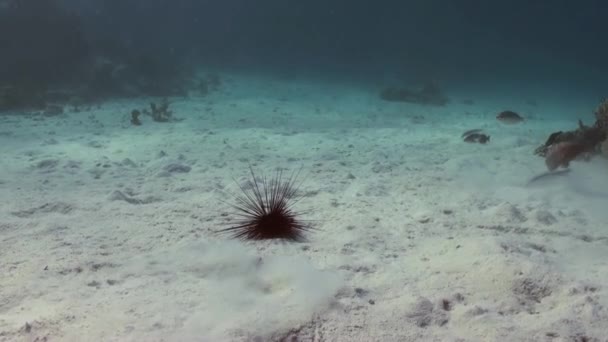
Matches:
[462,129,490,144]
[463,133,490,144]
[461,129,483,138]
[497,110,524,124]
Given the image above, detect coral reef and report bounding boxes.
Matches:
[0,1,194,112]
[535,100,608,170]
[143,99,173,123]
[595,99,608,129]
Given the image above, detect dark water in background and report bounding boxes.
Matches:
[1,0,607,112]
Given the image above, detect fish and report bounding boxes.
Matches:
[463,133,490,144]
[496,110,524,124]
[462,129,490,144]
[461,128,483,138]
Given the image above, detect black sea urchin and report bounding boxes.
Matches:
[220,167,310,242]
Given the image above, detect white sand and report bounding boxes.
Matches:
[1,72,607,341]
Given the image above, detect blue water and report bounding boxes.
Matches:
[1,1,608,341]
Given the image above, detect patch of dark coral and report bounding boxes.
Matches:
[380,83,449,106]
[0,1,196,113]
[595,100,608,129]
[133,98,182,124]
[143,99,173,123]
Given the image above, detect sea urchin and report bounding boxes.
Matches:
[220,167,310,242]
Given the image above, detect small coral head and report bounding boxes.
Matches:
[220,167,310,242]
[544,142,587,171]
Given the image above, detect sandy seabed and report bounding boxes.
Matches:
[1,72,607,342]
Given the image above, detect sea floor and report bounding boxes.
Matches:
[1,72,607,341]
